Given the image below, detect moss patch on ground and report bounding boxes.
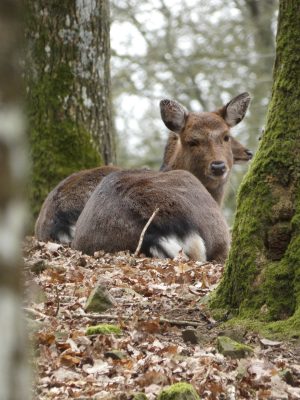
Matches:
[157,382,200,400]
[213,314,300,341]
[217,336,253,358]
[86,324,122,336]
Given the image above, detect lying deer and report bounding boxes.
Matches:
[72,93,251,262]
[35,94,252,245]
[35,165,121,244]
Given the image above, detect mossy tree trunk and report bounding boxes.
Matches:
[211,0,300,336]
[0,1,31,398]
[25,0,115,217]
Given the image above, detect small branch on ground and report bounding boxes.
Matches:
[54,286,60,316]
[159,317,203,328]
[75,312,204,328]
[24,307,49,320]
[77,313,119,320]
[134,207,160,257]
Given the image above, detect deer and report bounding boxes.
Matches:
[35,94,252,245]
[34,165,121,244]
[72,93,251,262]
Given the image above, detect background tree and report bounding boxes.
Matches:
[0,1,31,398]
[26,0,115,218]
[110,0,277,221]
[211,0,300,336]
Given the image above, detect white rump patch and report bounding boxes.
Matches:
[150,233,206,261]
[149,246,166,259]
[69,225,76,238]
[183,233,207,261]
[57,225,76,244]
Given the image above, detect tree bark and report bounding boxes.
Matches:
[26,0,115,217]
[0,1,31,398]
[238,0,276,146]
[212,0,300,336]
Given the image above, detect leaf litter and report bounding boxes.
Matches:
[23,237,300,400]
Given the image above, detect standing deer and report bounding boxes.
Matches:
[35,94,252,245]
[72,93,251,262]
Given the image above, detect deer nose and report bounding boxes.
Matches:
[210,161,227,176]
[245,149,253,160]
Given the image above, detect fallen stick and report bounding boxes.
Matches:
[54,286,60,317]
[79,313,119,320]
[134,207,160,257]
[74,313,204,328]
[24,307,49,320]
[159,317,203,328]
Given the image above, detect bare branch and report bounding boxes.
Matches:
[134,207,160,257]
[24,307,49,320]
[74,312,205,328]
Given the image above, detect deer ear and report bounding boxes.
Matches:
[160,99,188,133]
[219,92,251,127]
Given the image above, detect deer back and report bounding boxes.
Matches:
[72,169,230,262]
[35,165,121,243]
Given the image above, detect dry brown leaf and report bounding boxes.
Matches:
[23,237,299,400]
[37,332,55,345]
[59,354,81,367]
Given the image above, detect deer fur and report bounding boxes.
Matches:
[72,93,251,261]
[73,169,229,261]
[35,166,121,243]
[35,94,252,245]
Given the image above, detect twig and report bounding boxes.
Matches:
[54,286,60,316]
[74,313,203,328]
[76,313,119,320]
[134,207,160,257]
[159,317,203,328]
[24,307,49,320]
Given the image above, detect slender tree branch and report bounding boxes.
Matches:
[74,312,205,328]
[134,207,160,257]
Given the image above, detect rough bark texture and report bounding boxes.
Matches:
[26,0,115,217]
[0,1,31,398]
[211,0,300,337]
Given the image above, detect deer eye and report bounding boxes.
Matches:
[188,139,199,147]
[224,135,230,142]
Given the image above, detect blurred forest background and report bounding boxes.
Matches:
[26,0,278,224]
[110,0,278,222]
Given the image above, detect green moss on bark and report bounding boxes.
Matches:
[210,0,300,337]
[25,1,103,218]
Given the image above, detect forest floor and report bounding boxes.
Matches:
[23,237,300,400]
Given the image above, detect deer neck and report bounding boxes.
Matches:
[162,137,184,170]
[207,185,226,206]
[161,134,226,206]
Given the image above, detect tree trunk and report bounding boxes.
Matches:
[26,0,115,217]
[241,0,277,148]
[0,1,31,399]
[211,0,300,336]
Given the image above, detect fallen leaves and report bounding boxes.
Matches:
[23,237,300,400]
